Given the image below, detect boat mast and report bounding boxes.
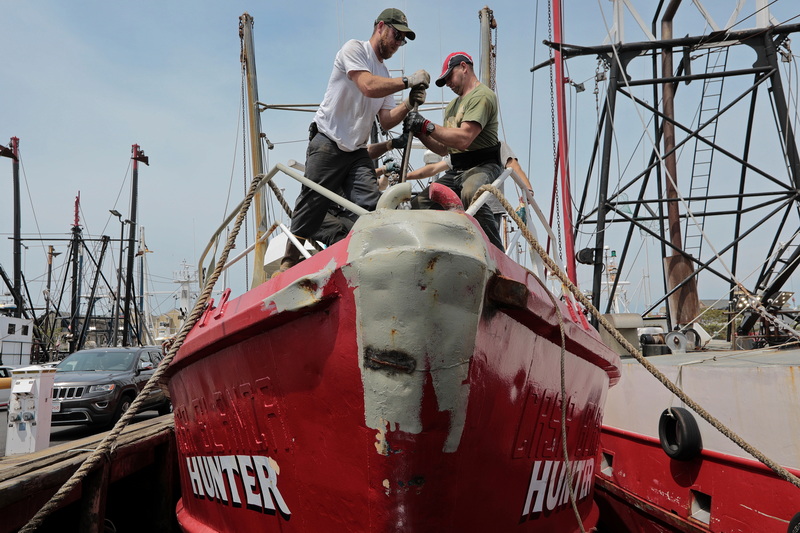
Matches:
[551,0,578,284]
[122,144,148,347]
[240,13,269,288]
[68,193,82,354]
[10,137,23,317]
[478,7,495,88]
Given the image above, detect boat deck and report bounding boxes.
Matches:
[0,415,179,533]
[621,340,800,367]
[608,341,800,466]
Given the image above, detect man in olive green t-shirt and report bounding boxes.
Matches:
[405,51,504,250]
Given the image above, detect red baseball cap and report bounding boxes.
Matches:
[435,52,473,87]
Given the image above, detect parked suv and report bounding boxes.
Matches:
[52,346,171,427]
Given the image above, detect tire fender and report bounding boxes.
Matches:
[658,407,702,461]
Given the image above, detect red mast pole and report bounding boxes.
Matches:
[551,0,577,284]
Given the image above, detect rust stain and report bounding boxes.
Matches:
[426,256,439,270]
[364,347,416,374]
[298,278,319,293]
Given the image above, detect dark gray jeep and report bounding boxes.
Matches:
[52,346,171,427]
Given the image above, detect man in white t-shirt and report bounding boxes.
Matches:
[279,8,429,272]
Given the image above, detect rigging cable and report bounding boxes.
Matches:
[527,0,540,186]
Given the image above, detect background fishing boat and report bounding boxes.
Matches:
[538,1,800,531]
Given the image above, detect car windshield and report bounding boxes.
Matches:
[57,350,137,372]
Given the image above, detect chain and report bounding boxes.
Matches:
[490,9,498,92]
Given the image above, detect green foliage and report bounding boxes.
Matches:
[696,308,733,340]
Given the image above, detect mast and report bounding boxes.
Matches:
[0,139,23,315]
[138,226,155,343]
[45,245,60,358]
[122,144,148,347]
[478,7,495,88]
[68,194,82,354]
[551,0,578,284]
[240,13,269,288]
[11,137,22,317]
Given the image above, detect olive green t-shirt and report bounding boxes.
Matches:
[443,82,499,153]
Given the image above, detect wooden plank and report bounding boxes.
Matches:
[0,416,176,532]
[154,438,178,532]
[0,415,173,482]
[79,460,110,533]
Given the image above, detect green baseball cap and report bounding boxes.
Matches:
[375,8,416,40]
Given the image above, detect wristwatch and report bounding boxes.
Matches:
[425,121,435,135]
[402,76,409,89]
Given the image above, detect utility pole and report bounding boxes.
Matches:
[122,145,148,346]
[0,138,23,317]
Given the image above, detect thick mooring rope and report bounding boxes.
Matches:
[20,172,267,532]
[473,183,800,491]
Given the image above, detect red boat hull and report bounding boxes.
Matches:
[167,209,620,532]
[596,355,800,532]
[596,427,800,532]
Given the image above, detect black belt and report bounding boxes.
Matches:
[449,143,501,171]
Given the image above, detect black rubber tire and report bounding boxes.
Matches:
[788,512,800,533]
[658,407,702,461]
[112,394,135,425]
[157,400,172,416]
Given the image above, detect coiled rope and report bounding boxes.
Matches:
[473,183,800,492]
[20,172,268,532]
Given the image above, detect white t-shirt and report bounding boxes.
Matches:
[314,39,395,152]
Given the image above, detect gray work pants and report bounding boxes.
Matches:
[410,162,505,250]
[289,132,380,241]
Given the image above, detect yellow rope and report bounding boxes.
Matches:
[20,172,268,532]
[473,183,800,491]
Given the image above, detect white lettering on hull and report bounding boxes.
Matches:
[184,454,291,519]
[521,459,594,517]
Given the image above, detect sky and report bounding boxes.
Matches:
[2,1,799,318]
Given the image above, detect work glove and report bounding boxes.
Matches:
[407,69,430,88]
[403,111,430,134]
[384,159,400,173]
[404,85,427,110]
[390,132,409,149]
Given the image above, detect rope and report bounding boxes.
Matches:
[471,183,800,492]
[20,171,266,532]
[531,273,585,532]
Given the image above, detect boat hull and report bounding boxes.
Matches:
[167,209,620,532]
[596,352,800,532]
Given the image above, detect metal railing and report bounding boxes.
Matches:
[200,162,556,288]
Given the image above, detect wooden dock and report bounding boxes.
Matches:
[0,415,179,533]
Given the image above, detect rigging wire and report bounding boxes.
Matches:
[526,0,541,184]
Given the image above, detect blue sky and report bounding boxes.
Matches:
[2,1,799,316]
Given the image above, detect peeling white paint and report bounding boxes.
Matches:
[739,504,787,522]
[261,259,337,313]
[344,209,494,453]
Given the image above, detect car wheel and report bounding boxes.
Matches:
[157,400,172,416]
[112,394,135,425]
